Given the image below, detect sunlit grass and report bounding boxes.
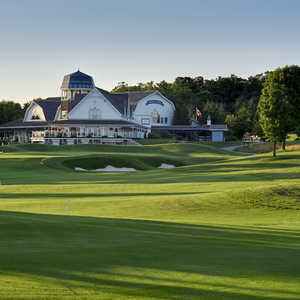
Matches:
[0,143,300,299]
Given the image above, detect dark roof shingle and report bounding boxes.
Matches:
[61,71,94,89]
[96,88,128,115]
[34,100,60,121]
[0,119,145,129]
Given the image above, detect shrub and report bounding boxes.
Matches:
[159,131,173,139]
[148,132,161,139]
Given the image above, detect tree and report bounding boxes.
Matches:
[202,101,226,124]
[276,66,300,130]
[258,70,294,157]
[0,101,24,125]
[22,101,31,114]
[110,73,264,129]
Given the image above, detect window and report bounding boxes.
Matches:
[165,117,168,124]
[152,110,159,123]
[61,111,68,119]
[161,117,164,124]
[88,107,101,119]
[141,118,150,125]
[31,114,40,120]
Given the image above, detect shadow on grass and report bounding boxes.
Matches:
[0,191,205,199]
[0,211,300,299]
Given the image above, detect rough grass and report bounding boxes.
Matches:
[0,143,300,299]
[236,141,300,154]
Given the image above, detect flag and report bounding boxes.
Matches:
[196,107,202,117]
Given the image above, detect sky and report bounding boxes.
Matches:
[0,0,300,104]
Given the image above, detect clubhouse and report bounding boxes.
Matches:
[0,70,227,144]
[0,71,175,145]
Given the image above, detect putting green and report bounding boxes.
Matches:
[0,142,300,299]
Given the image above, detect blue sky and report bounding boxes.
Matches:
[0,0,299,103]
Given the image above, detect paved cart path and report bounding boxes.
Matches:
[221,144,261,155]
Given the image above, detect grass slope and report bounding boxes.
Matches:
[236,140,300,154]
[0,143,300,299]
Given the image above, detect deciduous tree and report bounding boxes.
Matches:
[258,70,294,156]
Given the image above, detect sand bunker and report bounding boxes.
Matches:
[74,163,176,172]
[75,165,136,172]
[158,163,175,169]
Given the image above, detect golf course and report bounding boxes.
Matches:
[0,141,300,300]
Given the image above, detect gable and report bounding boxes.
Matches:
[24,102,46,121]
[132,92,175,126]
[133,92,175,115]
[68,88,122,120]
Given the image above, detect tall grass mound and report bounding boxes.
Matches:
[223,184,300,210]
[61,154,184,171]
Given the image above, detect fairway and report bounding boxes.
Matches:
[0,142,300,299]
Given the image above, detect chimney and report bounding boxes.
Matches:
[61,99,69,119]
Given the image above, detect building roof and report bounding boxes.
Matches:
[69,93,87,112]
[118,91,154,105]
[130,91,154,104]
[96,88,128,115]
[54,119,145,127]
[152,124,228,132]
[34,99,61,121]
[61,71,95,89]
[115,89,152,101]
[0,119,146,129]
[44,97,61,101]
[112,90,155,114]
[0,119,48,128]
[68,88,156,117]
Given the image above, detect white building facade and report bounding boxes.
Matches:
[0,71,175,145]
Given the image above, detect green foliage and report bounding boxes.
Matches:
[111,74,264,126]
[111,81,155,92]
[225,105,253,140]
[0,100,23,124]
[201,101,226,124]
[22,101,31,114]
[258,66,300,155]
[279,65,300,127]
[147,132,161,139]
[295,126,300,138]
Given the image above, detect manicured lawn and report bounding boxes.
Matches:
[0,143,300,299]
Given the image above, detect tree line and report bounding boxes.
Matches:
[0,101,26,125]
[112,74,264,139]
